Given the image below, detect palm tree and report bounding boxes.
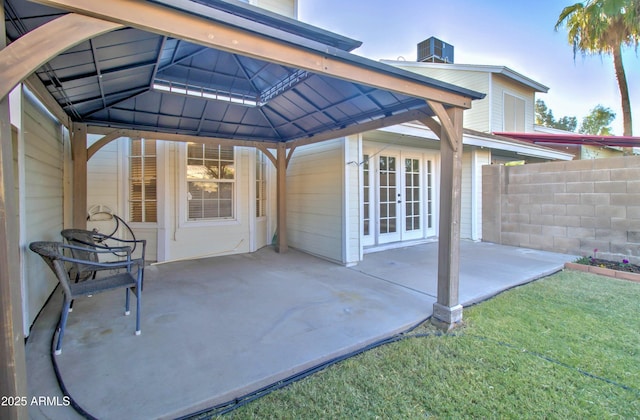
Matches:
[556,0,640,136]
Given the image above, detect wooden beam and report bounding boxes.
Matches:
[0,13,123,102]
[0,1,28,415]
[71,123,88,229]
[87,126,280,150]
[31,0,473,109]
[255,143,277,167]
[87,129,126,160]
[433,106,464,330]
[290,107,432,148]
[275,142,288,253]
[285,145,296,167]
[419,116,442,136]
[427,100,458,151]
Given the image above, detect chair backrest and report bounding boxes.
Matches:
[61,228,145,261]
[60,229,100,263]
[29,241,74,297]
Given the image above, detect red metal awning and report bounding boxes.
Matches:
[494,132,640,148]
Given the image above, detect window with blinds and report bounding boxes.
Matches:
[186,144,235,220]
[504,93,526,132]
[129,139,157,223]
[256,151,267,218]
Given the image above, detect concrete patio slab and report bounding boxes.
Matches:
[355,241,574,305]
[26,241,575,419]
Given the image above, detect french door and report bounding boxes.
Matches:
[362,150,436,246]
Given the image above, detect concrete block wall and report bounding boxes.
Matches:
[482,156,640,264]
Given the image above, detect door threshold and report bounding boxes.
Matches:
[363,237,438,254]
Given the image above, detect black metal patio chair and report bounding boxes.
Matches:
[29,241,143,355]
[60,228,146,288]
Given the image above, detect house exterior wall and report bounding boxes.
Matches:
[287,139,344,263]
[385,62,491,133]
[86,137,159,262]
[252,0,297,18]
[461,151,472,239]
[460,148,491,240]
[345,135,361,265]
[19,90,65,333]
[158,143,260,262]
[581,145,625,160]
[483,156,640,263]
[472,148,491,240]
[491,74,535,133]
[85,140,278,263]
[86,135,120,229]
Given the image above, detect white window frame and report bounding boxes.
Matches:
[178,143,241,228]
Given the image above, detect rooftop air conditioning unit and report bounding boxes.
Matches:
[417,37,454,63]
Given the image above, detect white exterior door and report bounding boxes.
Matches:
[362,148,437,247]
[401,155,423,241]
[377,153,401,244]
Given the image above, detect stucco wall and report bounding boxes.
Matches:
[483,156,640,263]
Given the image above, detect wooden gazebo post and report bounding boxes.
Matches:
[72,123,88,229]
[434,107,464,329]
[0,3,28,419]
[422,105,465,330]
[275,142,288,253]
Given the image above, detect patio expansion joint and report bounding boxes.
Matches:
[346,266,437,299]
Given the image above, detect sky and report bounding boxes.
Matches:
[297,0,640,136]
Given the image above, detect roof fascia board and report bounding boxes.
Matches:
[31,0,482,109]
[381,60,549,93]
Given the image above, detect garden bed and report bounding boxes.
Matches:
[565,258,640,283]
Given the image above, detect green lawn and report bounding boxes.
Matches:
[207,270,640,419]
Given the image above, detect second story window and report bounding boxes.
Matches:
[186,144,235,221]
[504,93,525,132]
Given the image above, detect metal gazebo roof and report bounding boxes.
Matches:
[4,0,484,143]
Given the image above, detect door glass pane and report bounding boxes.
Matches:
[427,160,433,229]
[379,155,398,235]
[404,158,420,232]
[363,155,370,236]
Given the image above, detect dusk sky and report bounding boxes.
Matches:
[298,0,640,135]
